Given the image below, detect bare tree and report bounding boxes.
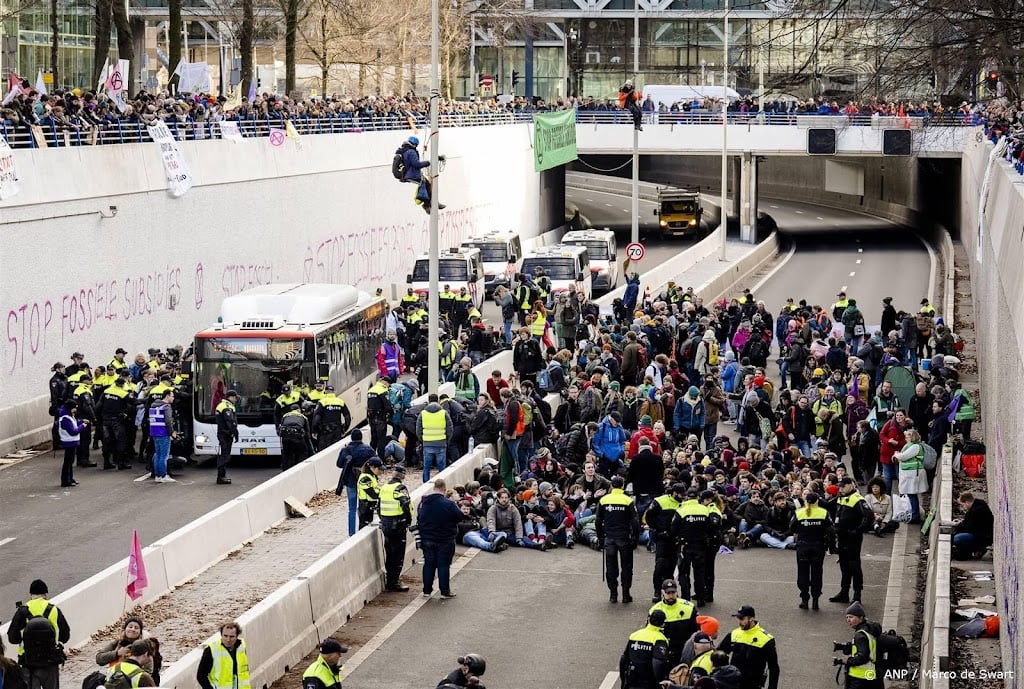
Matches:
[168,0,182,91]
[279,0,306,95]
[93,0,112,87]
[240,0,255,96]
[50,0,58,87]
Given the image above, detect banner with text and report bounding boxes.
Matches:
[533,109,578,172]
[148,120,193,197]
[0,137,19,199]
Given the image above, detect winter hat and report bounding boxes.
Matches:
[825,484,839,497]
[845,602,866,618]
[725,351,736,361]
[639,415,653,427]
[703,330,716,341]
[688,386,700,397]
[609,381,621,391]
[752,375,766,387]
[350,428,362,442]
[538,482,554,494]
[697,615,720,636]
[29,579,48,595]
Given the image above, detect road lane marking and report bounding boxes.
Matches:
[795,210,803,214]
[134,473,152,482]
[841,285,848,292]
[598,671,619,689]
[0,537,16,547]
[769,204,779,208]
[605,203,613,207]
[816,216,824,220]
[849,272,856,277]
[751,241,798,293]
[856,259,862,264]
[858,248,863,253]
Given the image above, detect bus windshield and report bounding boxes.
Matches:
[663,200,697,214]
[193,337,314,422]
[521,258,578,280]
[462,242,508,262]
[412,259,471,282]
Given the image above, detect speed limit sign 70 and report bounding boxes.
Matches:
[625,242,646,261]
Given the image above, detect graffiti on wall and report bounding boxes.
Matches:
[993,423,1019,672]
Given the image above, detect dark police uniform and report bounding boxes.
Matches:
[791,501,835,608]
[644,490,682,601]
[215,394,239,484]
[596,486,640,602]
[831,484,873,603]
[619,614,669,689]
[718,619,781,689]
[670,496,711,604]
[365,380,393,457]
[312,390,352,451]
[378,473,414,590]
[100,376,137,470]
[649,593,697,667]
[279,407,313,471]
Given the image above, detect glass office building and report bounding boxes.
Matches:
[467,0,908,102]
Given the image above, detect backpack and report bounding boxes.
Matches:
[104,664,144,689]
[708,341,720,366]
[521,401,534,429]
[81,671,106,689]
[875,630,911,673]
[680,337,699,365]
[747,338,768,361]
[20,604,62,669]
[536,366,552,393]
[391,147,406,180]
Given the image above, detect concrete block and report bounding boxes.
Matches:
[308,441,347,494]
[237,578,319,689]
[242,461,320,535]
[49,545,168,649]
[156,639,210,689]
[305,527,385,638]
[154,497,254,588]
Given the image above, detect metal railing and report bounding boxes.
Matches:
[0,107,972,150]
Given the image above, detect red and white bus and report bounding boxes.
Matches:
[191,283,386,458]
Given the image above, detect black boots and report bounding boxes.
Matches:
[217,469,231,485]
[622,589,633,604]
[829,592,850,603]
[812,597,820,610]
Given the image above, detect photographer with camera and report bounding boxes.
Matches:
[832,602,884,688]
[6,580,70,689]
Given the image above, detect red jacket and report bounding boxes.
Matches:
[627,426,661,459]
[878,419,906,465]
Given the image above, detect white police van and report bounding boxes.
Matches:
[407,248,485,310]
[520,245,592,302]
[459,231,523,295]
[559,229,618,293]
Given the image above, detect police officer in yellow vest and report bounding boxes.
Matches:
[312,386,352,451]
[792,491,836,610]
[830,477,872,604]
[215,390,240,485]
[108,347,129,372]
[438,334,458,380]
[718,605,780,689]
[596,475,640,603]
[101,369,138,471]
[307,378,328,403]
[197,622,249,689]
[439,284,456,321]
[514,276,534,326]
[644,483,685,602]
[400,287,421,309]
[357,458,383,529]
[274,383,303,430]
[649,579,698,667]
[452,287,472,334]
[378,466,414,592]
[837,602,883,689]
[670,488,711,606]
[301,639,348,689]
[6,579,70,689]
[619,609,670,689]
[108,640,157,688]
[831,292,850,322]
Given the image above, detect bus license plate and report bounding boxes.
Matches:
[242,448,268,455]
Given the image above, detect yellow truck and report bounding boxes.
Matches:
[653,188,703,238]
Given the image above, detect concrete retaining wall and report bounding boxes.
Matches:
[920,447,955,689]
[0,124,557,455]
[958,134,1024,680]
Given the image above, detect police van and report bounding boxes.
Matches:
[520,245,592,302]
[407,248,485,310]
[459,231,523,295]
[559,229,618,293]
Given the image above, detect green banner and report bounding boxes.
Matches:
[533,109,578,172]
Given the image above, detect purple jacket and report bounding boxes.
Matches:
[58,411,86,448]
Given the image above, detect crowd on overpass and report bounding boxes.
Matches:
[982,97,1024,174]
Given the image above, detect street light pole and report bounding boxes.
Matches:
[719,0,728,261]
[427,0,440,394]
[631,0,640,247]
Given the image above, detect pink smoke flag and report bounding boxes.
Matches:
[126,530,149,601]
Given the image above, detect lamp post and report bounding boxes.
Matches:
[631,0,640,247]
[427,0,440,393]
[718,0,728,261]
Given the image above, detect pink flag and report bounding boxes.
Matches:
[126,530,149,601]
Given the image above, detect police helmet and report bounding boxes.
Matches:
[408,135,419,146]
[458,654,486,676]
[289,403,301,412]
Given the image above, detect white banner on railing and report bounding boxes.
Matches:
[219,120,244,143]
[147,120,193,197]
[0,137,19,200]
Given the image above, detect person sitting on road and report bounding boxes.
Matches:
[456,500,508,553]
[953,491,994,560]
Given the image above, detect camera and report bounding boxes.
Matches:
[832,641,852,654]
[832,657,846,666]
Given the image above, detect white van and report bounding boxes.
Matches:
[407,247,485,310]
[459,231,523,295]
[520,245,592,301]
[560,229,618,293]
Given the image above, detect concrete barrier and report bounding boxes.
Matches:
[153,498,255,590]
[920,445,954,689]
[241,461,321,535]
[696,232,780,303]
